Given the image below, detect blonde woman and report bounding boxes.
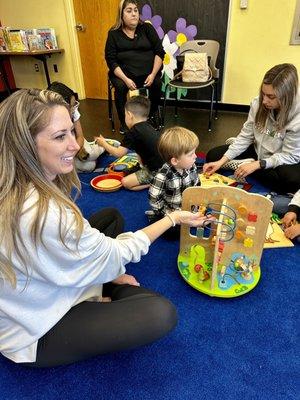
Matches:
[105,0,164,133]
[0,89,207,367]
[203,63,300,193]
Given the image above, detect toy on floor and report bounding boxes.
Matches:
[90,174,122,192]
[264,214,294,248]
[75,139,105,172]
[108,152,140,177]
[199,172,252,191]
[178,186,273,298]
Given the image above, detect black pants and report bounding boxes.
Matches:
[206,144,300,194]
[110,73,162,127]
[23,208,177,367]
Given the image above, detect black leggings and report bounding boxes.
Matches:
[110,73,162,126]
[206,144,300,194]
[23,208,177,367]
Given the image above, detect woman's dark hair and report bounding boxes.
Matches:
[111,0,140,30]
[47,81,78,104]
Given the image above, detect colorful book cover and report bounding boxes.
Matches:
[36,28,58,49]
[26,34,43,51]
[0,27,9,51]
[8,29,28,51]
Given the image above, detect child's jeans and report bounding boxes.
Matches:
[270,193,294,215]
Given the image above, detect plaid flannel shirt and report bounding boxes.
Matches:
[149,162,200,215]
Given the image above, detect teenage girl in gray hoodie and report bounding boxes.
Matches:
[204,63,300,194]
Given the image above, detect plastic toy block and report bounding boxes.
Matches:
[238,205,248,215]
[236,230,245,241]
[236,218,246,228]
[196,227,204,238]
[244,237,253,247]
[246,225,256,235]
[248,212,258,222]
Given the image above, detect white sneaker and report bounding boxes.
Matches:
[225,137,236,145]
[222,158,255,171]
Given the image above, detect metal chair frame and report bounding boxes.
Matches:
[162,39,220,132]
[107,76,115,132]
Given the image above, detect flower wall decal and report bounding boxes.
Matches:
[162,34,178,80]
[141,4,197,99]
[167,18,197,49]
[140,4,164,39]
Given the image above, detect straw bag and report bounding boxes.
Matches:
[175,52,211,83]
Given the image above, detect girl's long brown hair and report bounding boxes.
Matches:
[255,63,298,131]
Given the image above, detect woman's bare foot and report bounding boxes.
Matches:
[112,273,140,286]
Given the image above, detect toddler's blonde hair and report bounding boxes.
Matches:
[158,126,199,162]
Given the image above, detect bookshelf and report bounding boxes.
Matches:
[0,49,64,92]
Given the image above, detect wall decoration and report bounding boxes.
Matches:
[139,0,230,101]
[290,0,300,45]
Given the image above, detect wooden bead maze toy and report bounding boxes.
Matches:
[178,186,273,298]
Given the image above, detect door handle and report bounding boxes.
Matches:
[75,23,86,32]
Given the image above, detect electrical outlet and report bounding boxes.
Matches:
[53,64,58,73]
[34,64,39,72]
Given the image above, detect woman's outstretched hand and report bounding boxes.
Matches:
[171,210,215,227]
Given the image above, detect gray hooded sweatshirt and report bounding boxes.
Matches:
[224,89,300,169]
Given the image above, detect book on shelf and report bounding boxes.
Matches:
[35,28,58,50]
[26,34,43,51]
[0,27,10,51]
[7,29,29,51]
[0,27,59,52]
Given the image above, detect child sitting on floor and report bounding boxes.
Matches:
[148,126,201,238]
[271,190,300,242]
[47,81,104,172]
[95,96,163,191]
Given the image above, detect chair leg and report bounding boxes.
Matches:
[215,81,219,120]
[107,79,115,132]
[208,85,214,132]
[175,88,178,118]
[162,84,169,128]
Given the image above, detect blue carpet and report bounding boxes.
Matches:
[1,155,299,400]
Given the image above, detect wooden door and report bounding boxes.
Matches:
[73,0,119,99]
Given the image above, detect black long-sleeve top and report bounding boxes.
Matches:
[105,22,165,78]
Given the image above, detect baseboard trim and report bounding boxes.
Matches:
[161,98,250,113]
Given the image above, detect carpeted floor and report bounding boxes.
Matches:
[0,153,299,400]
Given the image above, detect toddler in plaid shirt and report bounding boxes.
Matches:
[148,127,200,238]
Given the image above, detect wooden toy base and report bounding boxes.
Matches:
[178,186,272,299]
[178,252,261,298]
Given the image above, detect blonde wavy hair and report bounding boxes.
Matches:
[111,0,140,30]
[158,126,199,162]
[0,89,83,287]
[255,63,298,131]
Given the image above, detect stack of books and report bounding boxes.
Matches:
[0,27,59,52]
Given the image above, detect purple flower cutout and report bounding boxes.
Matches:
[140,4,164,39]
[167,18,197,47]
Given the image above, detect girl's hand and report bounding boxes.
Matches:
[94,135,106,147]
[112,273,140,286]
[281,211,297,228]
[284,223,300,240]
[234,161,260,179]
